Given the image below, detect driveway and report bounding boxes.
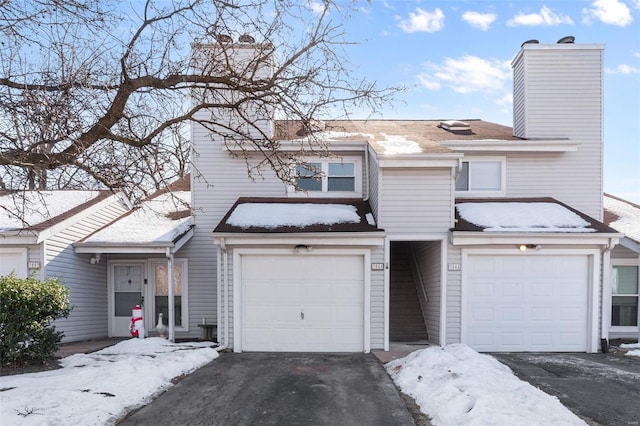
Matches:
[119,352,416,425]
[492,353,640,426]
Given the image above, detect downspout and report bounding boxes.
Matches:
[166,247,175,342]
[363,144,370,202]
[600,238,615,352]
[215,238,229,352]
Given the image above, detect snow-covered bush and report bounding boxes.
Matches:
[0,274,71,366]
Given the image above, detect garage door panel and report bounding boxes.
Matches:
[466,254,588,352]
[242,254,365,352]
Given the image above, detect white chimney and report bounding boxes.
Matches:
[511,38,605,140]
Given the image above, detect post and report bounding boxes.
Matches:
[167,248,175,342]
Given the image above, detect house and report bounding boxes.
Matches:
[1,38,628,353]
[178,37,622,354]
[0,190,131,341]
[604,193,640,340]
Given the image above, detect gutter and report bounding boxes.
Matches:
[600,237,617,352]
[215,238,229,352]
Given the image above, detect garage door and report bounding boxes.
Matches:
[465,254,589,352]
[241,254,364,352]
[0,248,28,278]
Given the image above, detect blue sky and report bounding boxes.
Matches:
[329,0,640,202]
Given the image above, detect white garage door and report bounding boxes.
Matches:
[465,254,589,352]
[241,254,364,352]
[0,248,28,278]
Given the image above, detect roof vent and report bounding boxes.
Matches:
[238,34,255,43]
[521,39,539,48]
[215,34,233,43]
[557,35,575,44]
[439,120,471,131]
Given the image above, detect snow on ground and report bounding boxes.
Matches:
[386,344,586,426]
[621,342,640,358]
[456,202,595,233]
[0,338,218,425]
[227,203,360,228]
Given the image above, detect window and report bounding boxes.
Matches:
[455,158,504,194]
[153,260,188,330]
[611,265,639,327]
[292,158,360,196]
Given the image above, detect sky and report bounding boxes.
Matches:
[330,0,640,203]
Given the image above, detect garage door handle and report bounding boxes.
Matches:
[300,312,304,320]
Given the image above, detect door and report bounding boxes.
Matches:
[110,263,145,337]
[241,254,365,352]
[465,254,589,352]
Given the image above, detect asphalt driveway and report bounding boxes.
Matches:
[492,353,640,426]
[119,352,416,426]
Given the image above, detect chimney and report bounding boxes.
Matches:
[511,37,604,139]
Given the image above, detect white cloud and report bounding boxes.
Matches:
[462,10,498,31]
[398,8,445,33]
[417,56,512,94]
[634,52,640,59]
[582,0,633,26]
[496,93,513,106]
[308,1,326,15]
[605,64,640,74]
[507,6,574,26]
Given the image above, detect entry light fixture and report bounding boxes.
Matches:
[90,253,101,264]
[519,244,541,252]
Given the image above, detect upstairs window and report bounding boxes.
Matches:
[456,158,505,195]
[291,158,360,196]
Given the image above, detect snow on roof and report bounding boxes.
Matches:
[604,194,640,242]
[377,133,422,154]
[226,203,360,229]
[0,190,103,231]
[84,191,192,244]
[456,202,596,233]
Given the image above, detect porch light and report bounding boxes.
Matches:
[519,244,541,252]
[294,244,313,253]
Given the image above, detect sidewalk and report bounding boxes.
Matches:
[55,338,127,358]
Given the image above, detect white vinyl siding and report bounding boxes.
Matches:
[412,241,442,345]
[47,200,130,342]
[446,245,462,344]
[369,246,384,349]
[510,45,603,220]
[379,168,452,234]
[367,150,380,219]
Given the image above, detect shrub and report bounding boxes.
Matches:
[0,274,72,366]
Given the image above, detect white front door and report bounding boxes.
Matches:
[110,263,146,337]
[464,254,589,352]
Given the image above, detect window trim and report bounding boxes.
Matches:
[288,156,362,198]
[610,260,639,330]
[149,258,189,332]
[455,156,506,197]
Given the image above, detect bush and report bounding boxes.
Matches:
[0,274,71,367]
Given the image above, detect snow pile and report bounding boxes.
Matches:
[227,203,360,229]
[456,202,596,233]
[621,342,640,358]
[0,191,101,230]
[0,338,218,425]
[604,195,640,242]
[84,191,192,244]
[378,133,422,154]
[386,344,585,426]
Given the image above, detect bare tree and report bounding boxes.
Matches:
[0,0,395,201]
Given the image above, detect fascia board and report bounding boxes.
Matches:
[36,193,126,243]
[451,232,622,246]
[0,233,38,245]
[440,139,580,152]
[212,232,386,247]
[377,155,461,168]
[74,243,172,254]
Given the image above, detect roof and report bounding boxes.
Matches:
[0,190,114,232]
[604,193,640,244]
[453,198,617,234]
[274,119,519,155]
[79,190,193,248]
[213,198,381,233]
